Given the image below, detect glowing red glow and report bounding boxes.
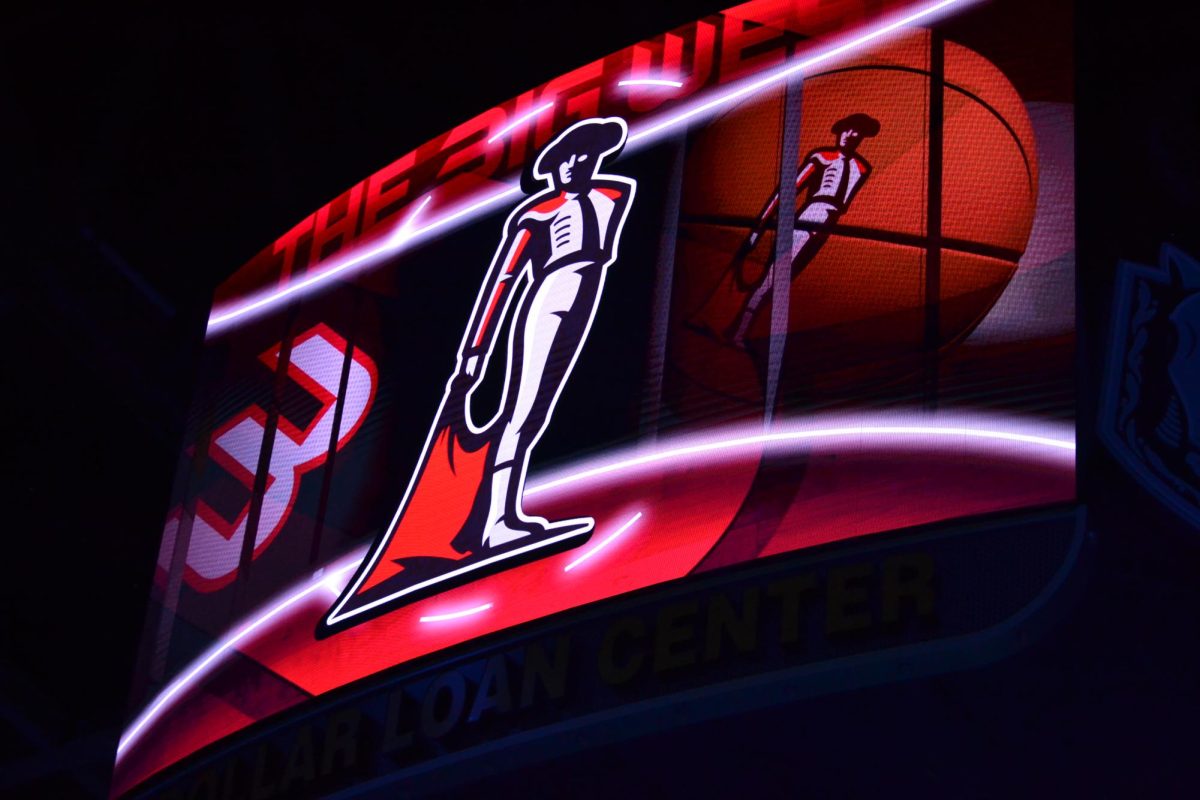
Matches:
[204,0,979,337]
[117,411,1072,795]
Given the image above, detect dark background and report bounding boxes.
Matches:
[2,0,1197,796]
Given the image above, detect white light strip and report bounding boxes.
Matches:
[419,602,494,623]
[487,101,556,144]
[208,240,396,331]
[207,193,436,332]
[563,511,644,572]
[115,561,359,757]
[396,186,522,251]
[618,78,684,88]
[528,421,1073,498]
[206,187,520,334]
[118,407,1066,762]
[389,194,432,244]
[627,0,971,146]
[203,0,975,336]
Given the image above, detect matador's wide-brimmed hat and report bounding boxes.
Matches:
[831,113,881,137]
[532,117,628,181]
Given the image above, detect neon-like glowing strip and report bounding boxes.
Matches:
[395,186,522,251]
[115,561,360,758]
[207,193,443,332]
[527,419,1074,498]
[419,603,494,623]
[628,0,970,146]
[563,511,644,571]
[619,78,684,88]
[204,0,976,335]
[118,409,1068,762]
[487,101,555,144]
[389,194,432,244]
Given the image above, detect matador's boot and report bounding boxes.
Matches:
[480,462,593,549]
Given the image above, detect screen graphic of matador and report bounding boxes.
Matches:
[690,113,880,348]
[323,117,636,633]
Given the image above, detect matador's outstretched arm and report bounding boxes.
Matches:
[458,220,536,378]
[742,156,819,253]
[729,157,817,287]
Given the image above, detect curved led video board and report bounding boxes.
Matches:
[119,0,1075,795]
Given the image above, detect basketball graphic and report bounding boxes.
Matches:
[667,29,1039,419]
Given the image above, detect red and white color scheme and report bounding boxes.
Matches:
[155,324,377,591]
[690,113,881,346]
[322,118,637,634]
[117,412,1074,797]
[119,1,1073,796]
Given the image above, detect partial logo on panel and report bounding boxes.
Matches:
[156,324,378,591]
[1102,245,1200,527]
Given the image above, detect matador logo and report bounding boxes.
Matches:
[322,118,636,634]
[688,112,880,348]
